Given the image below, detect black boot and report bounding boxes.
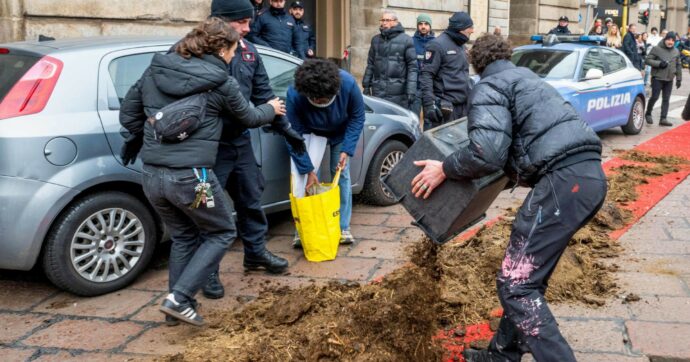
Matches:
[244,250,289,274]
[462,348,497,362]
[645,114,653,124]
[659,118,673,127]
[202,272,224,299]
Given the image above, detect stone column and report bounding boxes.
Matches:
[0,0,25,43]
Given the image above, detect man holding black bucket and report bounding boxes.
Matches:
[411,34,607,362]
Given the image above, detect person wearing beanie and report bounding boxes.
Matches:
[419,11,474,129]
[645,31,682,126]
[246,0,298,55]
[193,0,306,307]
[362,9,418,109]
[548,15,572,35]
[251,0,266,15]
[289,1,316,59]
[411,13,435,115]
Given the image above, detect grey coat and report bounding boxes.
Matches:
[645,42,682,82]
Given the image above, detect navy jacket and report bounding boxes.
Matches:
[413,30,435,69]
[248,7,297,55]
[286,70,366,174]
[622,32,643,70]
[294,19,316,59]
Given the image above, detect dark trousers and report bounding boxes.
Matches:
[213,133,268,257]
[646,78,674,119]
[141,165,236,299]
[489,160,607,362]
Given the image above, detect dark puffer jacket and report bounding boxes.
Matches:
[362,23,418,108]
[443,60,602,186]
[120,52,275,168]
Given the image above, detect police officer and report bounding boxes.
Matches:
[203,0,307,300]
[251,0,265,15]
[412,13,435,116]
[548,16,572,35]
[289,1,316,59]
[247,0,297,55]
[419,12,474,129]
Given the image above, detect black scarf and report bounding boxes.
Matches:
[270,6,286,16]
[445,30,469,46]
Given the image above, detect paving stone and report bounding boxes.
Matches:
[350,212,389,226]
[347,240,406,259]
[0,313,50,344]
[22,319,144,351]
[287,257,378,281]
[349,225,401,241]
[550,301,631,320]
[618,255,690,276]
[559,320,627,354]
[217,251,299,274]
[668,227,690,241]
[368,260,409,282]
[32,350,147,361]
[627,240,690,255]
[619,226,672,242]
[617,272,689,297]
[33,290,158,319]
[130,295,166,323]
[383,213,414,228]
[352,203,403,214]
[0,347,36,362]
[129,268,168,292]
[124,325,200,355]
[628,296,690,322]
[627,321,690,360]
[572,352,649,361]
[264,235,301,254]
[0,281,57,312]
[399,226,426,242]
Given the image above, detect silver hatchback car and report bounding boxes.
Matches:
[0,36,420,296]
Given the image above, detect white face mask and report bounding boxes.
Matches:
[308,95,337,108]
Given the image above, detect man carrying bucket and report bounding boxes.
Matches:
[285,59,366,248]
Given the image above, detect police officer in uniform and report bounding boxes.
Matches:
[289,1,316,59]
[247,0,297,55]
[203,0,307,300]
[419,12,474,129]
[251,0,265,15]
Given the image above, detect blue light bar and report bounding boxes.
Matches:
[531,34,606,45]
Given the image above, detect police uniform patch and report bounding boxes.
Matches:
[447,50,457,55]
[242,51,255,62]
[287,22,294,26]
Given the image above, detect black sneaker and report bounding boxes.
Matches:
[164,299,200,327]
[244,250,289,274]
[645,114,653,124]
[160,293,205,326]
[659,118,673,127]
[462,348,497,362]
[202,272,224,299]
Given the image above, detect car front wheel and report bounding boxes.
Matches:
[361,140,408,206]
[42,191,157,296]
[621,96,645,135]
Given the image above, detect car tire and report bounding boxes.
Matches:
[361,140,408,206]
[621,96,645,135]
[42,191,157,296]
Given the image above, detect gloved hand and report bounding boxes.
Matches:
[659,60,669,69]
[282,127,307,154]
[423,104,442,125]
[120,134,144,166]
[363,88,371,96]
[677,79,682,89]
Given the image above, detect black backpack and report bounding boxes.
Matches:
[147,91,210,143]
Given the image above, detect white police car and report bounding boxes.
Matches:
[511,35,646,134]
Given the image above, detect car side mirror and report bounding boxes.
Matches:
[584,68,603,80]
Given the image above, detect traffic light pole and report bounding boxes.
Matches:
[622,0,629,36]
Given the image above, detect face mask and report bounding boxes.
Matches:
[308,95,337,108]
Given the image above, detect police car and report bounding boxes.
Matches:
[512,35,646,135]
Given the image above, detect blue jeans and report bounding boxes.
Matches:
[329,142,352,231]
[142,165,236,299]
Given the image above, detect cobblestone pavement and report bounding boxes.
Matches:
[1,90,689,361]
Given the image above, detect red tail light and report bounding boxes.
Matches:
[0,55,63,119]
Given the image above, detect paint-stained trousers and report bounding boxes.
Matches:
[489,160,607,362]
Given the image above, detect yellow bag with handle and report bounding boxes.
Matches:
[290,168,341,262]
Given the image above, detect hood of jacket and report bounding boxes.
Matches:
[413,30,435,42]
[380,23,405,40]
[149,53,228,97]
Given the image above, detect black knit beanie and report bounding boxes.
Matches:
[211,0,255,21]
[448,11,473,31]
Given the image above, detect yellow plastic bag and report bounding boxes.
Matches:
[290,169,341,262]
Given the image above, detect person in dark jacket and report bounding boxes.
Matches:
[645,31,683,126]
[411,34,606,362]
[419,11,474,129]
[411,13,435,116]
[201,0,306,301]
[286,59,366,247]
[548,16,572,35]
[623,24,643,71]
[289,1,316,59]
[362,9,418,109]
[119,18,285,327]
[247,0,297,55]
[251,0,265,14]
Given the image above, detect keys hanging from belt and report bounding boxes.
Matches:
[191,168,215,209]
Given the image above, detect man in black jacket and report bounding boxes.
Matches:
[289,1,316,59]
[548,16,572,35]
[362,9,417,109]
[412,34,606,362]
[419,11,474,129]
[247,0,298,55]
[623,24,643,71]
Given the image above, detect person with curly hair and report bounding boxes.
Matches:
[411,34,606,362]
[286,59,366,247]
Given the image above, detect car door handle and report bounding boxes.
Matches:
[605,82,611,88]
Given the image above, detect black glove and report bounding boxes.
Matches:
[120,134,143,166]
[282,127,306,154]
[423,104,442,125]
[677,79,682,89]
[659,60,669,69]
[363,88,371,96]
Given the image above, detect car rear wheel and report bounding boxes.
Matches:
[42,191,157,296]
[361,140,408,206]
[621,96,645,135]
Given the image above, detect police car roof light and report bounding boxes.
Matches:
[531,34,606,46]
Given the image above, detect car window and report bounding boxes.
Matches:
[107,53,156,108]
[600,48,627,74]
[511,50,578,80]
[0,53,40,103]
[580,49,605,79]
[261,54,298,98]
